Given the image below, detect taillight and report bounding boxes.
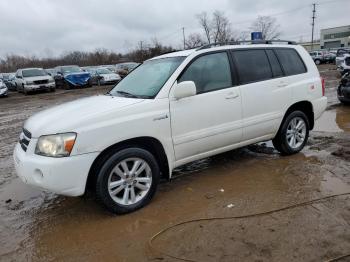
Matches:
[321,77,325,96]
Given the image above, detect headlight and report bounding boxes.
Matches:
[35,133,77,157]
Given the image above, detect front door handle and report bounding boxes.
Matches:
[225,92,239,99]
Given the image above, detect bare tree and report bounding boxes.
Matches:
[250,16,281,40]
[196,11,233,44]
[196,12,212,44]
[211,10,232,43]
[185,33,204,49]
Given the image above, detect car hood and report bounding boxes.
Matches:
[24,95,144,137]
[63,72,91,86]
[24,76,52,82]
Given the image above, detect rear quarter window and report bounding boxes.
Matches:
[274,49,307,76]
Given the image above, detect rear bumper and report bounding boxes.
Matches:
[14,143,99,196]
[312,96,327,120]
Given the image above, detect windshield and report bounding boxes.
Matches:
[97,68,112,74]
[61,66,82,74]
[109,57,185,98]
[22,69,48,78]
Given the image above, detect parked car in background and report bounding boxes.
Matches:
[1,73,16,90]
[338,72,350,104]
[82,67,100,86]
[94,67,121,85]
[115,62,140,78]
[15,68,55,95]
[8,74,17,91]
[100,65,118,74]
[336,49,350,67]
[338,55,350,76]
[14,42,327,214]
[45,68,56,76]
[309,50,335,65]
[54,65,91,89]
[0,79,8,97]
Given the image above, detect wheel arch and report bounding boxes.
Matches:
[280,101,314,132]
[86,136,170,192]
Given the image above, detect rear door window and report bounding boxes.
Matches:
[231,49,272,84]
[275,49,307,76]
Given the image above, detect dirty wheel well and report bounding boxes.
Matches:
[283,101,314,130]
[86,137,169,192]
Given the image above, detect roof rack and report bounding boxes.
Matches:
[197,40,296,50]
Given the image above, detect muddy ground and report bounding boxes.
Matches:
[0,65,350,262]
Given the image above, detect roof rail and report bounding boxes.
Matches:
[197,40,297,50]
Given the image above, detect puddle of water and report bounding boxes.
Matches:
[1,148,337,261]
[0,147,349,262]
[314,105,350,133]
[321,172,350,194]
[0,177,42,203]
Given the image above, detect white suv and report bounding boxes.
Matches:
[14,42,327,213]
[15,68,56,94]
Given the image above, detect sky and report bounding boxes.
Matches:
[0,0,349,58]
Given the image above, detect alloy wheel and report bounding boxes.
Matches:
[107,157,152,206]
[286,117,307,149]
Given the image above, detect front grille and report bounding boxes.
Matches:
[33,79,48,85]
[19,128,32,152]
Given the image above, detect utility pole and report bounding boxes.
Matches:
[139,41,143,61]
[182,27,186,50]
[311,3,316,51]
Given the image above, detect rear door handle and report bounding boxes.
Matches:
[225,92,239,99]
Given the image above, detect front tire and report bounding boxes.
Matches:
[272,111,309,155]
[95,148,160,214]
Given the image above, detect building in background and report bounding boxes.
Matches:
[300,41,321,51]
[320,25,350,49]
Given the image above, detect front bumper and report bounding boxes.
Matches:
[312,96,327,120]
[24,82,55,91]
[14,142,99,196]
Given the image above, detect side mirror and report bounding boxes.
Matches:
[173,81,196,100]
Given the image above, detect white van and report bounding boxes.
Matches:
[14,41,327,213]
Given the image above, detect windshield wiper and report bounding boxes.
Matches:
[115,90,152,99]
[116,90,138,98]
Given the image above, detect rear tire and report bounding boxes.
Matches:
[272,111,309,155]
[95,147,160,214]
[315,59,321,65]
